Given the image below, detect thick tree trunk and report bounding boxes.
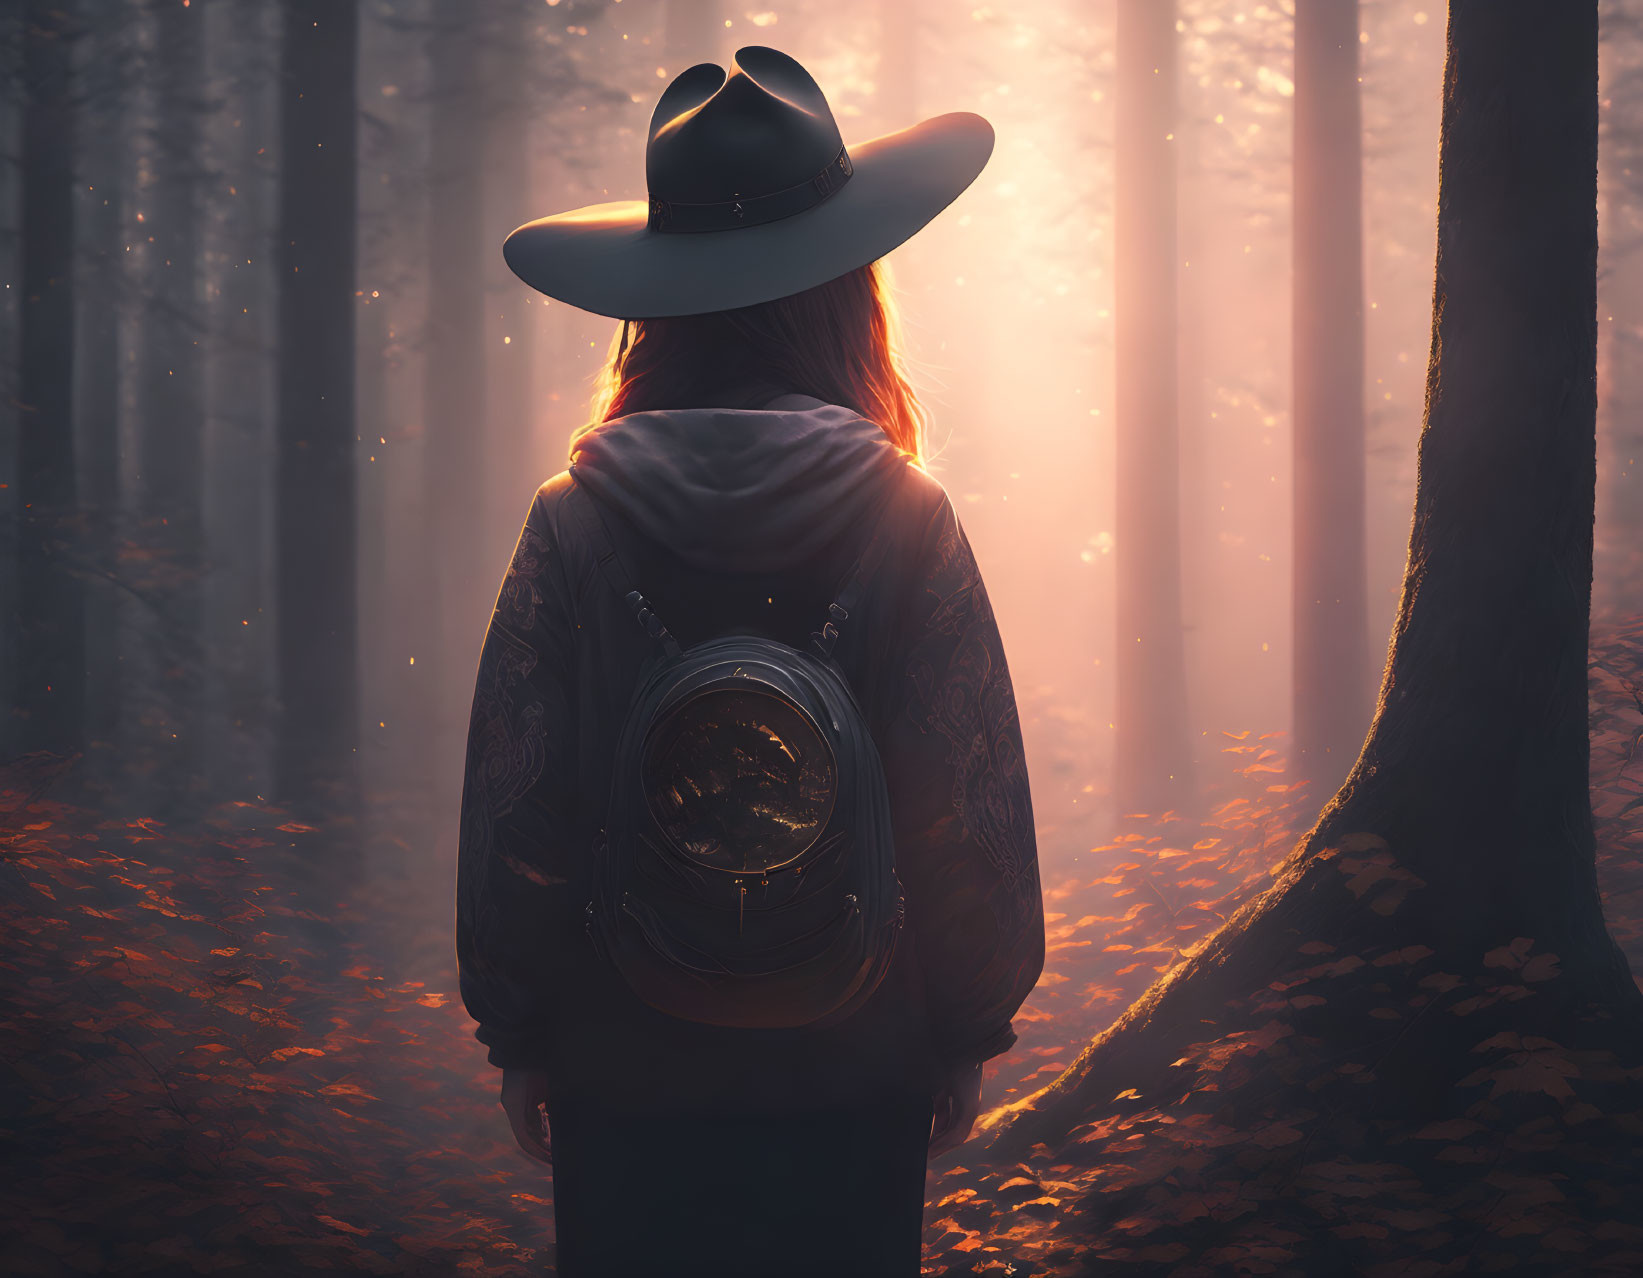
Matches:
[137,0,207,787]
[1113,0,1192,813]
[275,0,359,807]
[16,1,85,757]
[996,0,1637,1158]
[1291,0,1370,791]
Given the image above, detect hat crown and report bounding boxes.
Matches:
[646,47,846,208]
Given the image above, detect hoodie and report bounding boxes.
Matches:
[455,397,1046,1108]
[567,395,910,573]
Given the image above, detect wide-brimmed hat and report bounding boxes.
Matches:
[502,46,994,320]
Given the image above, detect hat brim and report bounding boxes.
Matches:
[502,112,994,320]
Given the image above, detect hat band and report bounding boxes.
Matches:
[648,146,854,234]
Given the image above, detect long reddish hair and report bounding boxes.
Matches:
[580,260,928,463]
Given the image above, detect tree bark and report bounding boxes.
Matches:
[1291,0,1370,791]
[1596,5,1643,611]
[1113,0,1192,813]
[422,0,488,754]
[483,1,536,601]
[997,0,1637,1156]
[16,0,85,757]
[206,0,276,794]
[1177,68,1210,765]
[76,5,130,754]
[276,0,359,807]
[137,0,208,786]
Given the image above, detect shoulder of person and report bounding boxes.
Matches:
[524,470,580,540]
[884,461,960,544]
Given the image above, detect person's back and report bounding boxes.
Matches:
[456,46,1045,1278]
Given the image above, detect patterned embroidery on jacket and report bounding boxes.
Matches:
[461,524,551,892]
[496,523,550,632]
[456,515,558,1043]
[906,517,1040,924]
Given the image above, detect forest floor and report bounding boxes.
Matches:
[2,614,1641,1277]
[921,609,1643,1277]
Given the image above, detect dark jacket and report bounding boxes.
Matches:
[455,398,1044,1112]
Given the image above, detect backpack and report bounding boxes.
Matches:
[569,481,905,1030]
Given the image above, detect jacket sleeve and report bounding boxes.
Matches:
[879,493,1046,1067]
[456,487,581,1070]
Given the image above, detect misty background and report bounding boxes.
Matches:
[4,0,1642,997]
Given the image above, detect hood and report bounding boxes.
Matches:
[568,397,909,573]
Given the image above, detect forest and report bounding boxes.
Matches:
[4,0,1643,1274]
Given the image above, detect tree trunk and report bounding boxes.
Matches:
[76,6,130,756]
[137,0,208,788]
[356,290,390,793]
[1598,225,1643,611]
[1113,0,1192,813]
[206,0,276,795]
[15,0,85,758]
[1596,6,1643,612]
[276,0,359,807]
[484,1,535,598]
[1177,68,1210,764]
[422,0,488,760]
[996,0,1638,1159]
[1291,0,1370,791]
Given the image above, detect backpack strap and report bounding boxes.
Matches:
[566,476,682,659]
[812,492,897,660]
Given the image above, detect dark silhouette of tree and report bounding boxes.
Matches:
[1291,0,1370,790]
[481,1,536,634]
[205,0,277,793]
[421,0,490,759]
[76,4,135,755]
[998,0,1639,1159]
[136,0,208,785]
[1113,0,1191,813]
[276,0,359,806]
[15,0,85,757]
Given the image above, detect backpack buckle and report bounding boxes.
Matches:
[623,590,680,656]
[811,620,840,658]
